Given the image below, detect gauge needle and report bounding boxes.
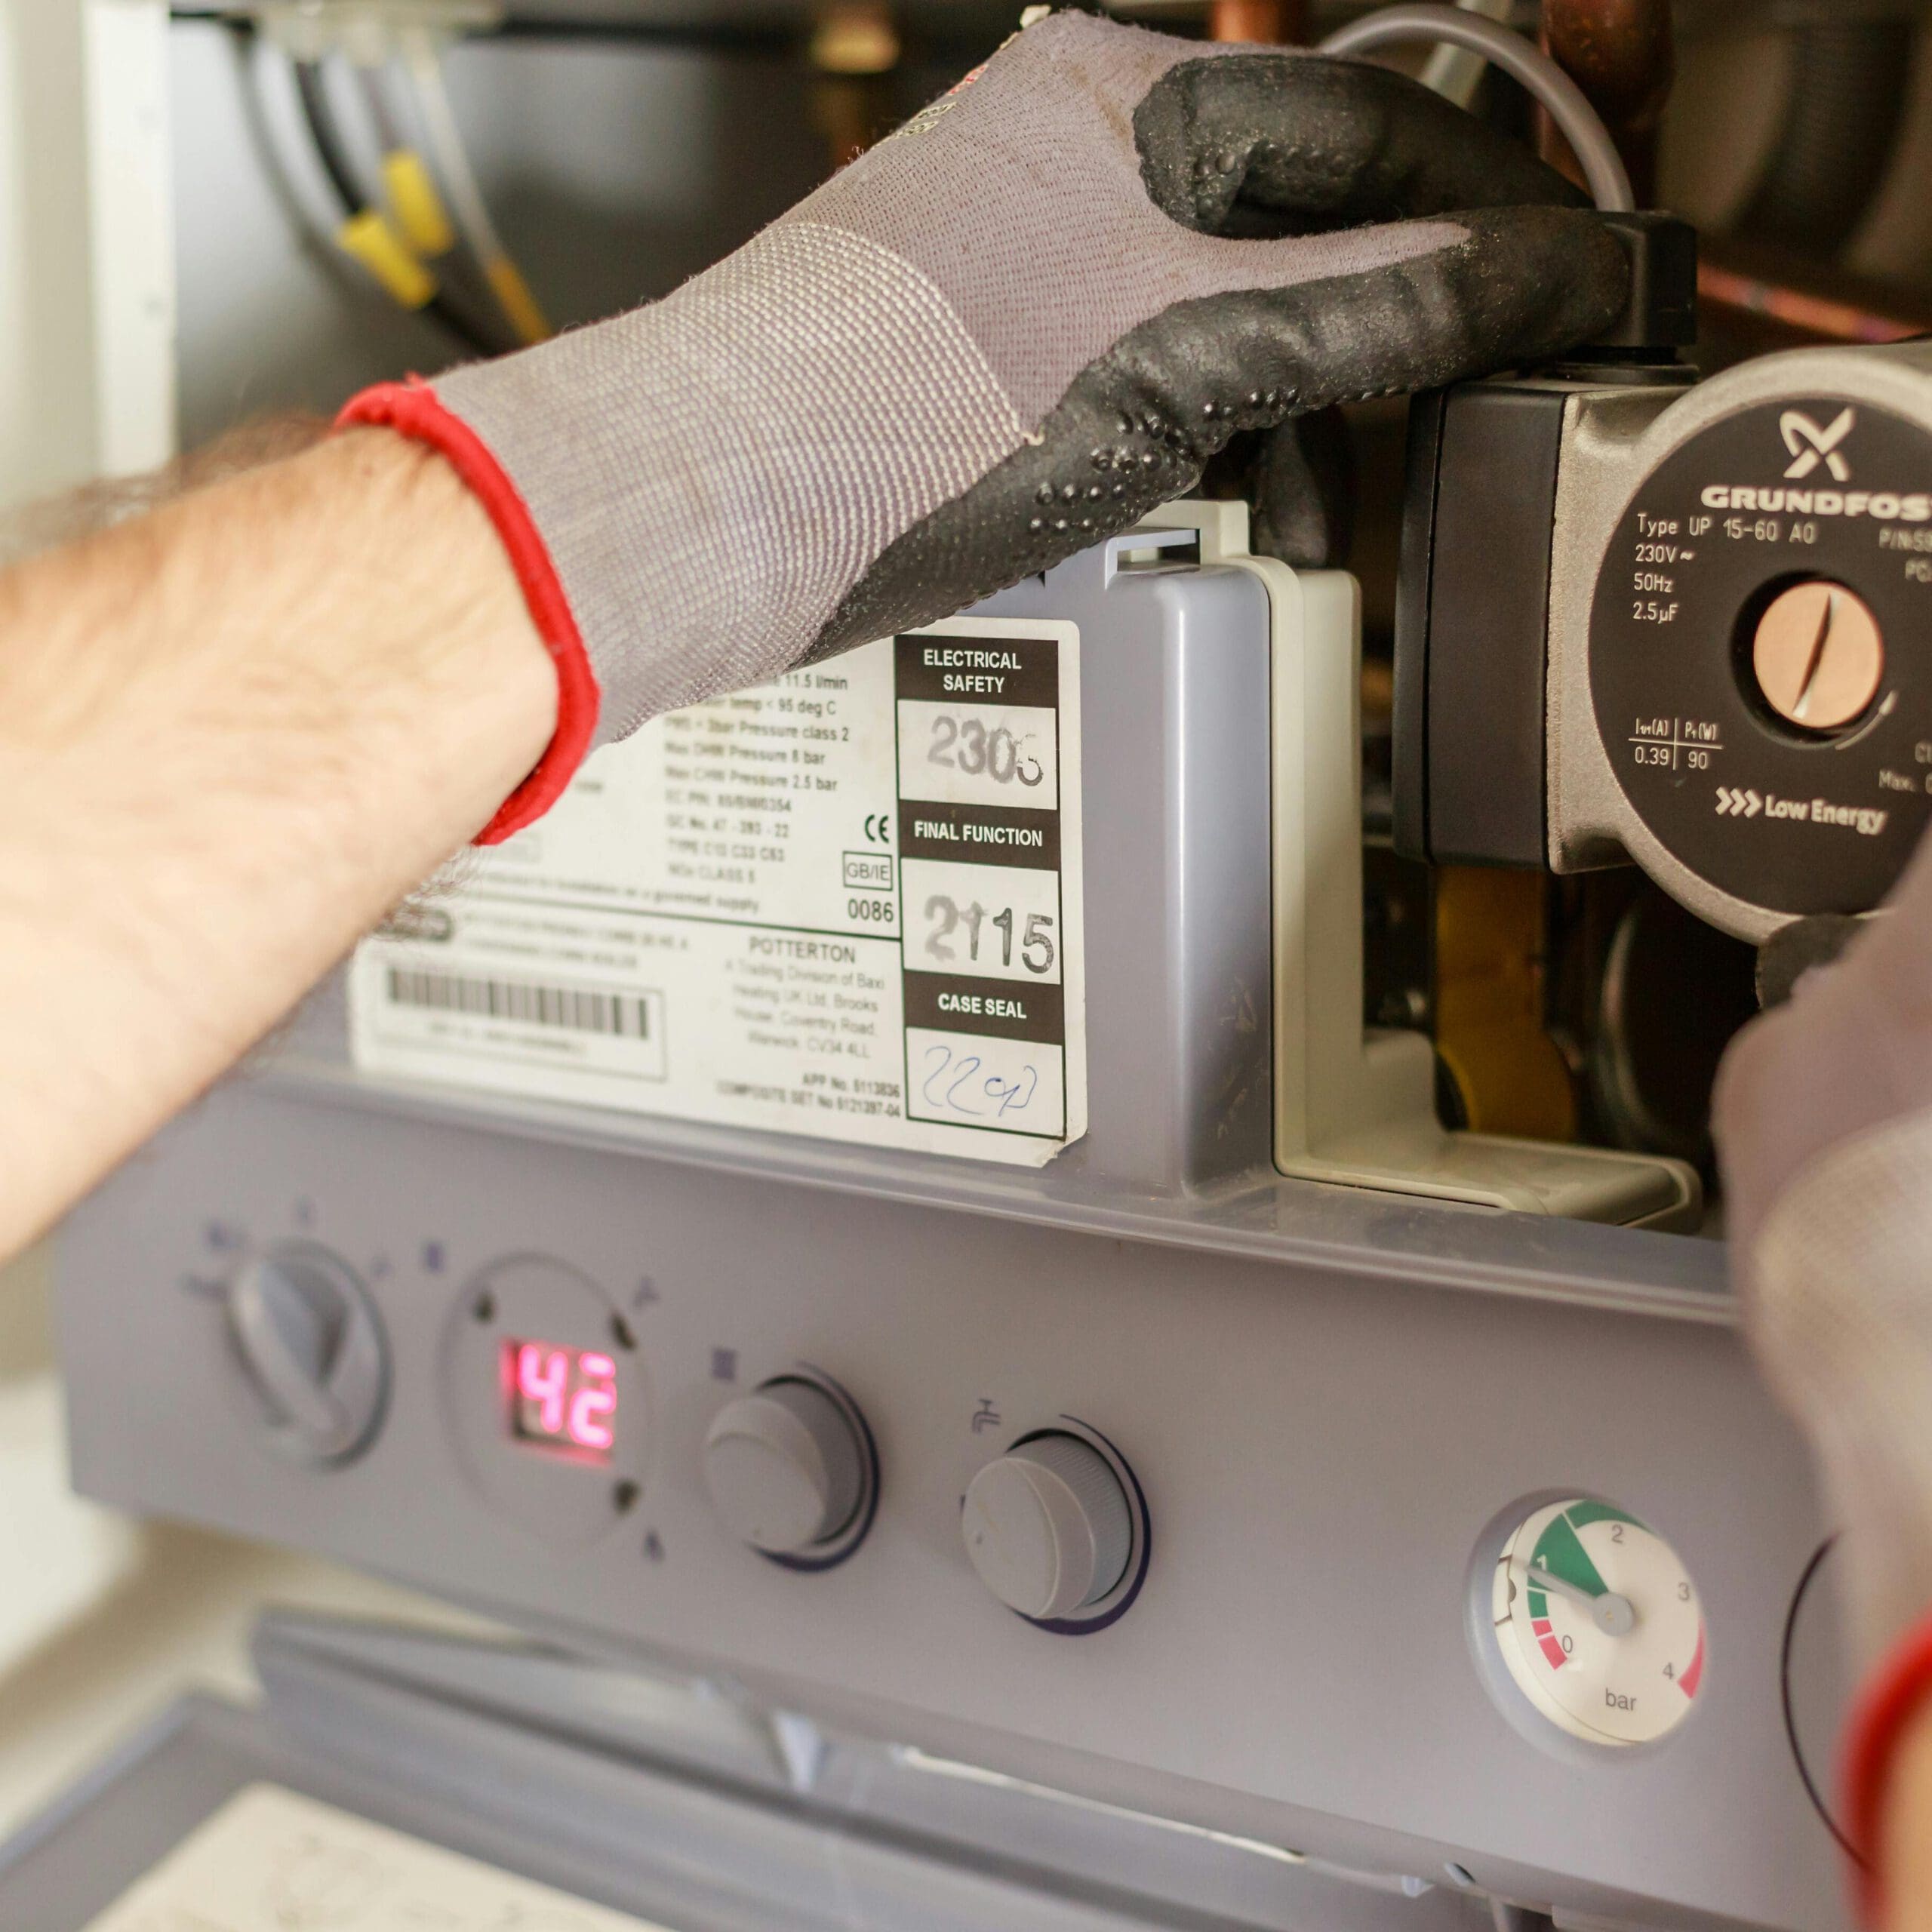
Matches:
[1527,1564,1637,1638]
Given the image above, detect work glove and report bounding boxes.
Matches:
[347,9,1626,841]
[1714,836,1932,1897]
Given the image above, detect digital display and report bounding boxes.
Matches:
[503,1339,617,1465]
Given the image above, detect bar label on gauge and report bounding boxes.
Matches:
[349,621,1086,1165]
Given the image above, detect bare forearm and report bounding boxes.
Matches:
[0,428,551,1257]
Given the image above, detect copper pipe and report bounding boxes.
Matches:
[810,0,898,75]
[1540,0,1675,207]
[808,0,899,172]
[1698,262,1927,349]
[1209,0,1306,45]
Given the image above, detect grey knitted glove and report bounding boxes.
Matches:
[1715,835,1932,1669]
[346,9,1626,839]
[1714,837,1932,1890]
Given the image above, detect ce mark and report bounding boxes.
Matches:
[862,811,895,844]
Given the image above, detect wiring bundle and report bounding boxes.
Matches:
[248,2,552,356]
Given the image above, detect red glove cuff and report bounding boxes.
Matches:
[336,378,599,845]
[1844,1607,1932,1922]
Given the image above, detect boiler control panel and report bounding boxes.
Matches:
[58,524,1851,1932]
[63,1081,1845,1932]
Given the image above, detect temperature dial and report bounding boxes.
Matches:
[1491,1498,1706,1746]
[225,1243,387,1465]
[703,1377,870,1559]
[964,1433,1132,1622]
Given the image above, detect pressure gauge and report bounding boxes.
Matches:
[1489,1498,1706,1747]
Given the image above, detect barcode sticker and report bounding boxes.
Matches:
[367,964,667,1081]
[385,968,659,1042]
[350,624,1084,1165]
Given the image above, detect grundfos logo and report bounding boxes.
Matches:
[1701,406,1932,521]
[1782,408,1855,481]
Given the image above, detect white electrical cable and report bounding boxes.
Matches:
[397,24,549,341]
[1318,2,1637,214]
[1418,0,1515,109]
[398,26,505,269]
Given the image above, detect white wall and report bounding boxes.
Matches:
[0,1247,50,1381]
[0,0,173,512]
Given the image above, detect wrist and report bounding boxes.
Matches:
[1846,1613,1932,1925]
[337,382,597,841]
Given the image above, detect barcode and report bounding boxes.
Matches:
[385,968,652,1040]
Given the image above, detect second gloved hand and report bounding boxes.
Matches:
[349,11,1628,840]
[1715,830,1932,1899]
[1717,835,1932,1672]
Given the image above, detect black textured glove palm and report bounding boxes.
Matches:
[349,12,1627,837]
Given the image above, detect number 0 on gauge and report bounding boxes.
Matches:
[1491,1498,1706,1746]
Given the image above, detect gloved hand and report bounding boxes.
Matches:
[1714,835,1932,1888]
[348,10,1626,841]
[1717,838,1932,1666]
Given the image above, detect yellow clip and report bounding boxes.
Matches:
[486,253,552,346]
[335,209,435,310]
[383,149,456,257]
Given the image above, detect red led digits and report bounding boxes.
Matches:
[503,1339,618,1465]
[515,1341,568,1435]
[569,1352,617,1450]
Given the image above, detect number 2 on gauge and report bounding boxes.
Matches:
[924,895,1055,973]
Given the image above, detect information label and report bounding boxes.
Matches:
[351,621,1085,1165]
[84,1783,672,1932]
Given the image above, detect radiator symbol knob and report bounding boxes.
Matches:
[225,1244,387,1464]
[704,1377,869,1557]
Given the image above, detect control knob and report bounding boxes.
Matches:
[1750,580,1886,733]
[225,1244,387,1463]
[703,1377,866,1555]
[962,1432,1132,1621]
